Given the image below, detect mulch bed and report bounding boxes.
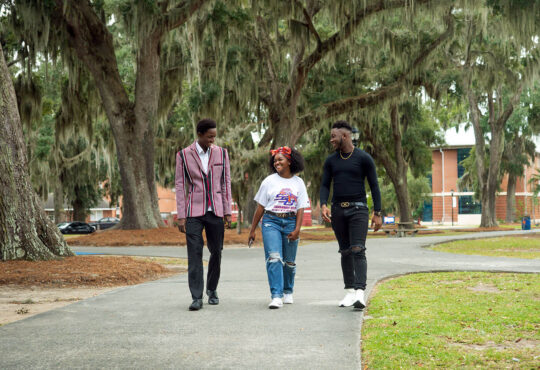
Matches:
[67,227,265,247]
[68,227,370,246]
[66,225,529,247]
[0,256,174,287]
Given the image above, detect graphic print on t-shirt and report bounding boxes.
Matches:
[272,188,298,212]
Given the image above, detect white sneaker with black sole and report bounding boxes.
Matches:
[353,289,366,309]
[268,297,283,309]
[339,289,356,307]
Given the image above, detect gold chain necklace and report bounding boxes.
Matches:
[339,150,354,160]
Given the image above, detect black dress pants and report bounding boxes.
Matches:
[185,212,224,300]
[330,204,369,290]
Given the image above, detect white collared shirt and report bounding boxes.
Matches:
[195,142,210,174]
[195,142,212,212]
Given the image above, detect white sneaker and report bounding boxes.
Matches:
[268,297,283,309]
[339,289,356,307]
[283,293,293,304]
[353,289,366,309]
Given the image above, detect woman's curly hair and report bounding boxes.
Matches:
[269,147,305,175]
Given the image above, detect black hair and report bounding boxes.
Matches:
[196,118,217,134]
[332,120,352,131]
[269,147,305,175]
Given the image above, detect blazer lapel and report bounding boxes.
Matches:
[188,142,204,173]
[208,145,217,167]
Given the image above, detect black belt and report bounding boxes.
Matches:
[264,210,296,218]
[334,201,368,208]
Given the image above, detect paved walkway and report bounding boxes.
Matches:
[1,230,539,369]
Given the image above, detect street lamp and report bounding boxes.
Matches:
[351,127,359,147]
[451,189,454,227]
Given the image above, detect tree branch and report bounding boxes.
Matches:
[496,85,523,128]
[301,6,454,120]
[293,0,321,47]
[161,0,209,33]
[299,0,433,72]
[7,56,25,68]
[255,16,281,103]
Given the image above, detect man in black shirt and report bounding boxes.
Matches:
[320,121,382,309]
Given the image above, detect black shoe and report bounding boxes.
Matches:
[207,290,219,305]
[189,299,203,311]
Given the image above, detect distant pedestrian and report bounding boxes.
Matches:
[320,121,382,309]
[175,118,232,311]
[248,147,309,309]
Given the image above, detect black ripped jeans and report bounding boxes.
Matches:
[330,204,369,290]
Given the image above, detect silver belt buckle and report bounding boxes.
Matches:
[340,202,350,208]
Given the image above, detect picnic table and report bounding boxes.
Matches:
[383,221,418,237]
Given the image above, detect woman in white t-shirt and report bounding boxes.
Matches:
[248,146,309,309]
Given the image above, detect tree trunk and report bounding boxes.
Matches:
[0,45,73,261]
[53,180,65,223]
[506,173,517,223]
[394,180,412,223]
[390,105,412,223]
[268,101,306,147]
[72,190,87,222]
[482,127,504,227]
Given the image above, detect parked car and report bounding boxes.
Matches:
[89,217,120,230]
[57,222,96,235]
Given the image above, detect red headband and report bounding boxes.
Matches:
[270,146,292,160]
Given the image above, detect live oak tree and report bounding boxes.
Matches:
[455,6,540,227]
[0,44,73,261]
[4,0,209,229]
[501,86,540,222]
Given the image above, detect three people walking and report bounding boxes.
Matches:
[175,119,381,310]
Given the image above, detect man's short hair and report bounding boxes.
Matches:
[332,120,352,131]
[196,118,217,134]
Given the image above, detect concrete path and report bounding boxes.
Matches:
[1,230,538,369]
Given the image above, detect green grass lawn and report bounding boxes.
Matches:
[431,235,540,259]
[362,272,540,369]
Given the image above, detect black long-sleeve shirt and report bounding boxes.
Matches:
[319,149,381,212]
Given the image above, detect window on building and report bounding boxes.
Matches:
[457,148,472,192]
[457,148,471,178]
[422,200,433,222]
[458,195,481,214]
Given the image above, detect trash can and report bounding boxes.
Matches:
[521,216,531,230]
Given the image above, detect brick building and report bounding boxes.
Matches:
[423,125,540,225]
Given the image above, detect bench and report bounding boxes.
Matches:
[383,222,418,237]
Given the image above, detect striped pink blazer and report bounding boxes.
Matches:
[175,142,232,219]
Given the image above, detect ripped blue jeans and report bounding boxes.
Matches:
[261,213,299,298]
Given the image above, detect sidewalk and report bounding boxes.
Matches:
[1,230,538,369]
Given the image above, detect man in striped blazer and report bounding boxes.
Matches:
[175,118,232,311]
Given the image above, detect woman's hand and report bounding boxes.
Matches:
[248,230,256,246]
[287,229,300,241]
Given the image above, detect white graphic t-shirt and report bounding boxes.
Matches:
[254,173,309,213]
